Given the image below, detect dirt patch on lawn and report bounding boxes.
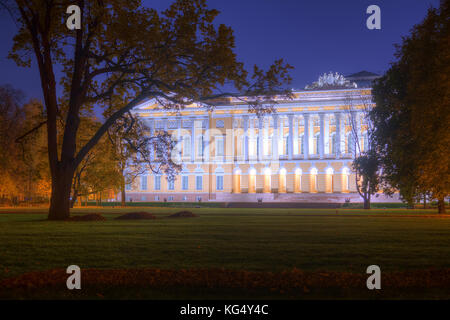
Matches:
[167,210,198,218]
[115,212,156,220]
[67,214,106,221]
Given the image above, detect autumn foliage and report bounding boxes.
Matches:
[2,268,450,298]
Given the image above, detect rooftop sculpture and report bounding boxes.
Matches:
[305,72,357,90]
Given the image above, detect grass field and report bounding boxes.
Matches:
[0,207,449,299]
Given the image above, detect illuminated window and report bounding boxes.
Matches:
[168,179,174,190]
[330,133,336,154]
[141,176,147,190]
[196,176,203,190]
[216,136,224,156]
[346,133,354,154]
[299,134,304,154]
[314,133,320,154]
[183,136,191,156]
[197,136,204,156]
[182,176,189,190]
[216,176,224,190]
[154,176,161,190]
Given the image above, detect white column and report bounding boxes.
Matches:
[190,117,195,162]
[293,116,299,156]
[249,117,255,159]
[149,119,155,161]
[356,112,361,155]
[231,116,235,162]
[324,114,330,156]
[288,114,294,160]
[204,117,210,161]
[264,117,269,158]
[279,117,284,155]
[243,115,249,161]
[334,112,341,158]
[319,113,325,159]
[308,115,314,155]
[303,114,309,159]
[258,117,263,160]
[272,114,278,160]
[176,118,181,162]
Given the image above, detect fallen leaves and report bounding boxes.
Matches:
[1,268,450,292]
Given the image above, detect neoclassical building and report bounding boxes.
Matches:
[124,71,389,203]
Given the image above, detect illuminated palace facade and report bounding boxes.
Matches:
[124,72,390,203]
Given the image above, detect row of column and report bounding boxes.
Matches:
[147,117,210,162]
[147,112,359,163]
[241,112,349,161]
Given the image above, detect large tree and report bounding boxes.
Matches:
[4,0,292,219]
[344,92,380,209]
[371,1,449,213]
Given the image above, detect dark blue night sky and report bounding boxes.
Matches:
[0,0,440,101]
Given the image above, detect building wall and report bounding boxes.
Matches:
[123,88,373,202]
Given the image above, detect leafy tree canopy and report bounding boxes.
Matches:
[371,1,449,212]
[2,0,293,219]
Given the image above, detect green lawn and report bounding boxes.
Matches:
[0,207,449,299]
[0,207,449,277]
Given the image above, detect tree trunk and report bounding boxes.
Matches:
[363,197,371,209]
[121,188,126,207]
[423,195,427,209]
[438,198,446,214]
[48,166,75,220]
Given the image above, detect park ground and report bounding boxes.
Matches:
[0,206,449,299]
